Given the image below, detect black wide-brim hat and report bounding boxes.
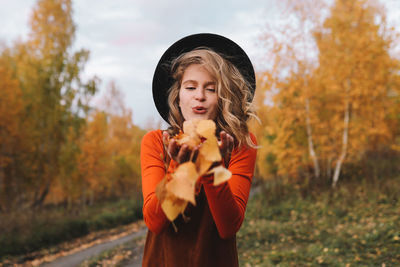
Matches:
[152,33,256,124]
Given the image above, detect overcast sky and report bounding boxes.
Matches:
[1,0,400,128]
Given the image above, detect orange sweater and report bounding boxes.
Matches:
[141,129,257,239]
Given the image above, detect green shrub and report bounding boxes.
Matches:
[0,197,143,259]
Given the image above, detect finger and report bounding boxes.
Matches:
[177,144,191,163]
[191,146,199,163]
[168,138,179,159]
[227,134,234,152]
[219,131,227,151]
[162,131,170,145]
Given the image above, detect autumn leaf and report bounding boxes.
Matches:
[196,153,213,175]
[159,119,232,222]
[161,197,188,221]
[199,138,221,162]
[176,120,201,148]
[196,119,216,139]
[167,162,198,204]
[210,165,232,186]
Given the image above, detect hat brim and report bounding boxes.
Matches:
[152,33,256,124]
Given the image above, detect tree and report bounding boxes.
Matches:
[75,83,145,204]
[98,82,145,197]
[0,55,23,211]
[10,0,98,207]
[257,0,400,186]
[315,0,400,186]
[78,111,110,204]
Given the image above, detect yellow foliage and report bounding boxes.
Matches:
[256,0,400,183]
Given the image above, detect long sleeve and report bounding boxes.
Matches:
[202,133,257,239]
[141,130,169,234]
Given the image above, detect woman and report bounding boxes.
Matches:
[141,33,257,267]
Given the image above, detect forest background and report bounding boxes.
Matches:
[0,0,399,264]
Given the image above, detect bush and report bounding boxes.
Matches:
[0,197,143,259]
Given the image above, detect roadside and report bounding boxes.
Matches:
[0,220,146,267]
[79,232,146,267]
[42,226,146,267]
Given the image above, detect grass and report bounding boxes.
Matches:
[2,176,399,266]
[237,177,400,266]
[0,196,143,261]
[79,233,145,267]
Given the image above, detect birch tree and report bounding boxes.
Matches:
[257,0,400,186]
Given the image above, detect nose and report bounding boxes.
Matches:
[194,88,206,101]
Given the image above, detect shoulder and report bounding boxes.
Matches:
[237,132,257,152]
[249,132,257,145]
[141,129,164,152]
[142,129,163,144]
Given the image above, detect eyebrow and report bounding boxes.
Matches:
[182,80,216,86]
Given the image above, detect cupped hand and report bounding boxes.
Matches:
[218,131,234,166]
[163,131,199,164]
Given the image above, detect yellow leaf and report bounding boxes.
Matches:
[176,133,199,148]
[172,161,198,182]
[167,162,198,204]
[200,137,221,162]
[196,153,213,175]
[210,165,232,185]
[196,119,216,138]
[183,119,200,135]
[161,197,187,221]
[179,120,201,148]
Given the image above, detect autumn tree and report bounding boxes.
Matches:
[104,84,143,196]
[314,0,400,186]
[0,54,23,211]
[68,83,145,206]
[256,0,327,181]
[257,0,400,186]
[97,82,145,198]
[77,111,110,205]
[8,0,98,207]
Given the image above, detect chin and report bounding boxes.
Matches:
[184,115,207,121]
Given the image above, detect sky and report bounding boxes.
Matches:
[1,0,400,128]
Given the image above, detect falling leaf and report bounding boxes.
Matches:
[177,120,201,148]
[183,119,200,135]
[172,161,198,182]
[196,119,216,139]
[200,138,221,162]
[196,153,213,175]
[167,162,198,204]
[176,133,199,149]
[161,197,188,221]
[210,165,232,186]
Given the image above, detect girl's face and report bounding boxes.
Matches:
[178,64,218,121]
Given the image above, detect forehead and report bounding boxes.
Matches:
[181,64,215,83]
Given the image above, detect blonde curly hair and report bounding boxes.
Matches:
[166,47,257,148]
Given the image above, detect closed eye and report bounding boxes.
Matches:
[206,88,216,92]
[186,87,196,90]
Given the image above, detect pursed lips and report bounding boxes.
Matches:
[192,106,207,114]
